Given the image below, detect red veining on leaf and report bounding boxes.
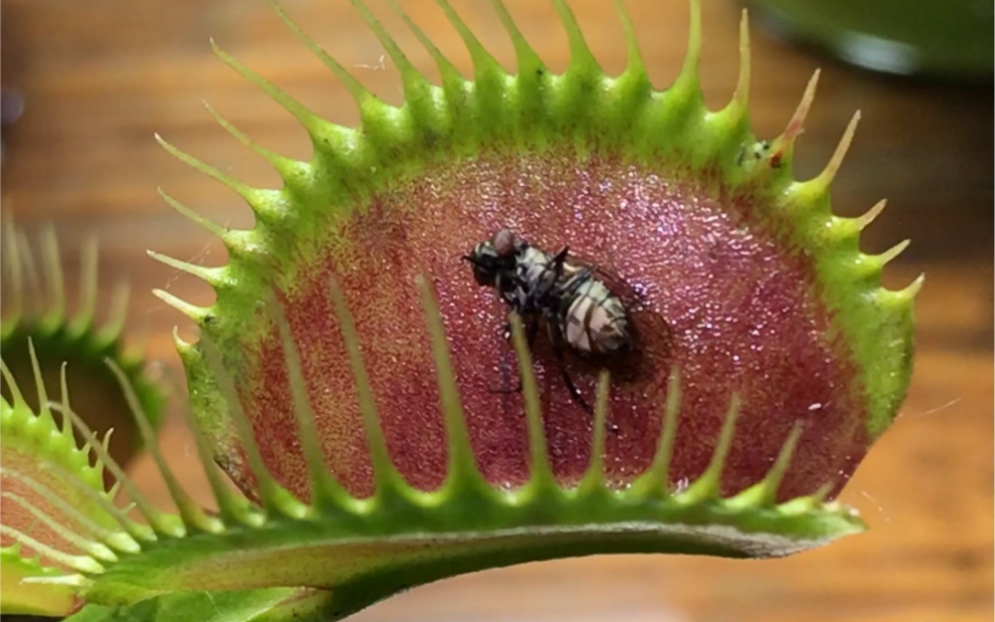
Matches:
[0,446,106,567]
[233,149,867,502]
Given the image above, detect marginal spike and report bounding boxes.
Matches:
[415,275,481,488]
[680,395,740,503]
[0,358,27,412]
[899,272,926,300]
[328,274,401,496]
[613,0,646,79]
[552,0,599,72]
[761,422,803,501]
[777,482,836,516]
[631,367,681,497]
[146,249,221,286]
[779,69,820,147]
[72,236,99,331]
[872,238,911,268]
[676,0,702,87]
[813,110,861,188]
[40,226,66,323]
[579,371,611,494]
[509,313,555,489]
[268,290,352,508]
[203,102,299,176]
[1,491,118,563]
[269,0,373,105]
[4,223,23,318]
[104,359,221,533]
[732,9,750,110]
[433,0,502,74]
[727,422,803,509]
[53,386,183,538]
[487,0,544,74]
[853,198,888,230]
[154,133,262,205]
[97,280,131,344]
[199,332,304,517]
[20,574,90,589]
[157,188,229,242]
[210,38,333,140]
[0,525,104,575]
[384,0,460,80]
[26,339,52,424]
[172,329,255,525]
[346,0,424,89]
[15,229,43,308]
[150,288,208,323]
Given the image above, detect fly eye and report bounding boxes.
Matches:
[492,229,517,256]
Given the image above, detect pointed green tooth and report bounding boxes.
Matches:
[209,37,359,169]
[867,239,912,271]
[346,0,422,87]
[69,237,99,335]
[433,0,502,77]
[154,133,280,221]
[854,198,889,229]
[488,0,544,76]
[327,275,409,504]
[158,188,232,242]
[675,0,703,91]
[151,288,209,324]
[630,368,682,498]
[54,373,183,538]
[95,280,131,346]
[770,69,820,173]
[104,359,221,534]
[202,101,308,189]
[613,0,647,80]
[270,290,355,511]
[731,9,751,112]
[577,371,611,497]
[147,250,224,288]
[553,0,600,73]
[726,422,804,509]
[386,0,460,79]
[679,396,740,504]
[791,110,862,204]
[15,229,43,306]
[272,0,374,107]
[509,313,556,494]
[415,276,485,492]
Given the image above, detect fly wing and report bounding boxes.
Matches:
[562,250,651,314]
[563,250,674,381]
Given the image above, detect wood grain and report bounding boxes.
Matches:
[2,1,992,621]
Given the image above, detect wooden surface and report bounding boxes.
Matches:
[2,1,992,621]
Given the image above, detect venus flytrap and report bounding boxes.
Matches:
[0,224,166,472]
[0,1,919,620]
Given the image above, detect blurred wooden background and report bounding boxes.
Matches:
[1,0,992,621]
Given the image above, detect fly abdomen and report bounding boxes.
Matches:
[560,279,631,355]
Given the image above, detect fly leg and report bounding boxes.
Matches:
[548,320,620,435]
[547,321,591,413]
[488,314,539,395]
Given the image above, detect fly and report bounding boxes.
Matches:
[463,229,634,416]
